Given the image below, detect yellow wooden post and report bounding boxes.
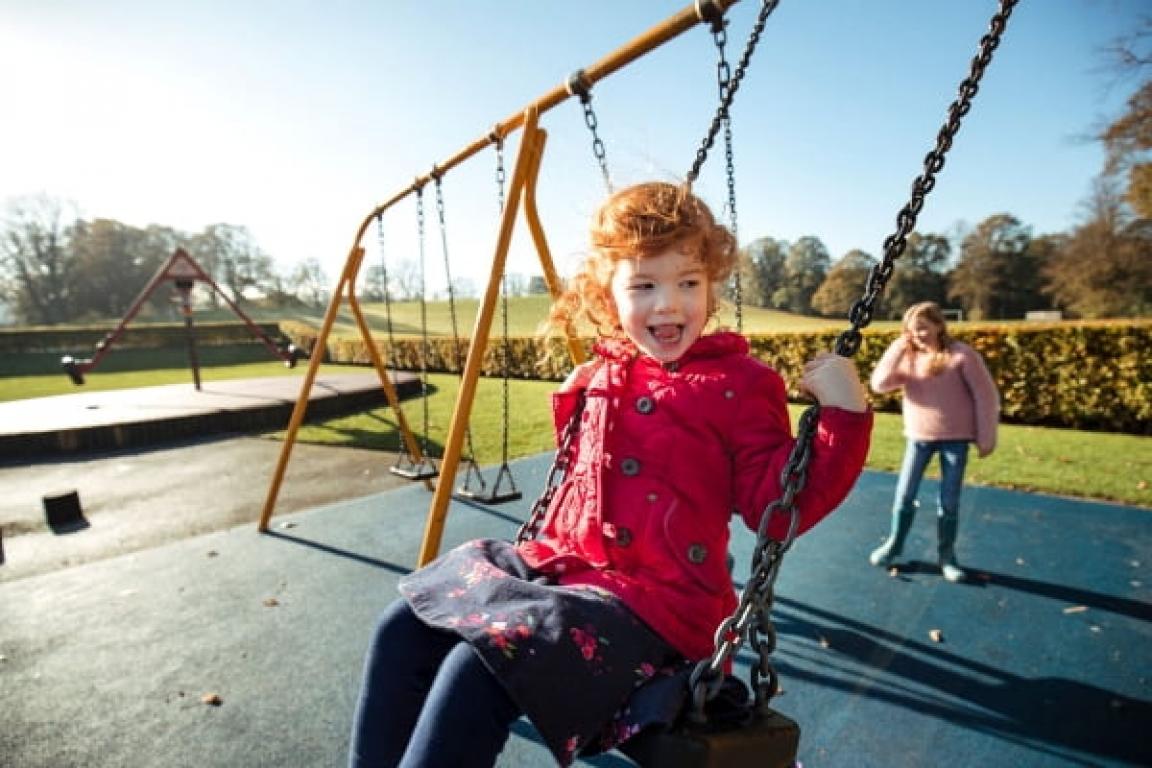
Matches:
[416,110,546,565]
[345,271,433,487]
[522,135,587,367]
[258,244,367,531]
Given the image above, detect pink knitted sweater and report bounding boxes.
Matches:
[870,338,1000,453]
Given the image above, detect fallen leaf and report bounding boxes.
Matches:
[1063,605,1087,614]
[280,521,297,530]
[207,550,218,558]
[263,597,280,608]
[201,693,223,706]
[928,629,944,643]
[1137,480,1147,490]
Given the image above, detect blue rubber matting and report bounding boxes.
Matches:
[1,455,1148,767]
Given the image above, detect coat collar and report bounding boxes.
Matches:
[593,330,748,367]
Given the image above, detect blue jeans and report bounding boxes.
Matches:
[348,599,521,768]
[893,439,970,523]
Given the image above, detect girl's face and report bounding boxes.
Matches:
[609,247,710,363]
[905,317,943,352]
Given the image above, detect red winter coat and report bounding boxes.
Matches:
[517,332,872,660]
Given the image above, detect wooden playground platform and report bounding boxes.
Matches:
[0,371,417,461]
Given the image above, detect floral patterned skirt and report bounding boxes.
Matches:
[399,538,689,766]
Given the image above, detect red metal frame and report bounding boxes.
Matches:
[62,248,299,385]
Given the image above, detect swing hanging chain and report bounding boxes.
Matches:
[434,175,480,466]
[712,10,743,334]
[515,391,585,544]
[376,215,398,355]
[414,188,435,458]
[686,0,1020,721]
[837,0,1019,358]
[567,70,612,192]
[495,139,515,471]
[687,0,781,184]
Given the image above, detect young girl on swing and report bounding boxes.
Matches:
[348,181,873,768]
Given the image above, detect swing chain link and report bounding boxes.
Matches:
[494,134,507,212]
[516,391,586,544]
[688,0,1020,722]
[567,70,613,193]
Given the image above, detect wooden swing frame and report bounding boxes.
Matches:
[257,0,741,535]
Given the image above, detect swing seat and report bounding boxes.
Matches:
[618,704,799,768]
[390,457,440,481]
[454,462,523,505]
[454,486,523,505]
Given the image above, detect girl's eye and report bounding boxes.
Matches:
[681,279,701,289]
[629,282,653,292]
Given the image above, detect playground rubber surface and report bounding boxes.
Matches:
[0,381,1148,767]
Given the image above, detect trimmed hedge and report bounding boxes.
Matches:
[0,321,287,354]
[281,319,1152,435]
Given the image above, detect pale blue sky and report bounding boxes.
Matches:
[0,1,1144,295]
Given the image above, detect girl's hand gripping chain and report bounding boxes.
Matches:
[801,352,868,413]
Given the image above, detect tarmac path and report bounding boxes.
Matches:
[0,435,412,583]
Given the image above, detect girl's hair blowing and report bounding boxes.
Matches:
[903,301,953,375]
[547,182,736,337]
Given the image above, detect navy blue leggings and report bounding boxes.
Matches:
[348,599,521,768]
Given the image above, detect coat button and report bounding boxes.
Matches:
[621,457,641,476]
[616,527,633,547]
[635,396,655,414]
[687,544,708,564]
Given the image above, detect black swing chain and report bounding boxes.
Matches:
[413,187,435,461]
[690,0,1021,721]
[686,0,780,185]
[836,0,1021,359]
[690,0,781,333]
[568,71,613,193]
[433,173,480,467]
[515,391,585,544]
[518,0,1018,727]
[495,140,514,474]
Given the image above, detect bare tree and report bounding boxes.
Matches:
[0,194,78,324]
[290,258,330,308]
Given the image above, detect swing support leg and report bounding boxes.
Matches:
[345,272,435,484]
[417,110,546,566]
[258,242,431,531]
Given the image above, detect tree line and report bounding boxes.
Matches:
[0,195,332,325]
[740,176,1150,321]
[4,23,1149,326]
[2,177,1148,327]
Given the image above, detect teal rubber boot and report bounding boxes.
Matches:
[869,503,915,568]
[937,513,966,583]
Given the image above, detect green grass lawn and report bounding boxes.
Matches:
[194,296,874,338]
[278,372,1150,510]
[4,302,1149,509]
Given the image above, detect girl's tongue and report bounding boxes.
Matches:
[650,324,682,345]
